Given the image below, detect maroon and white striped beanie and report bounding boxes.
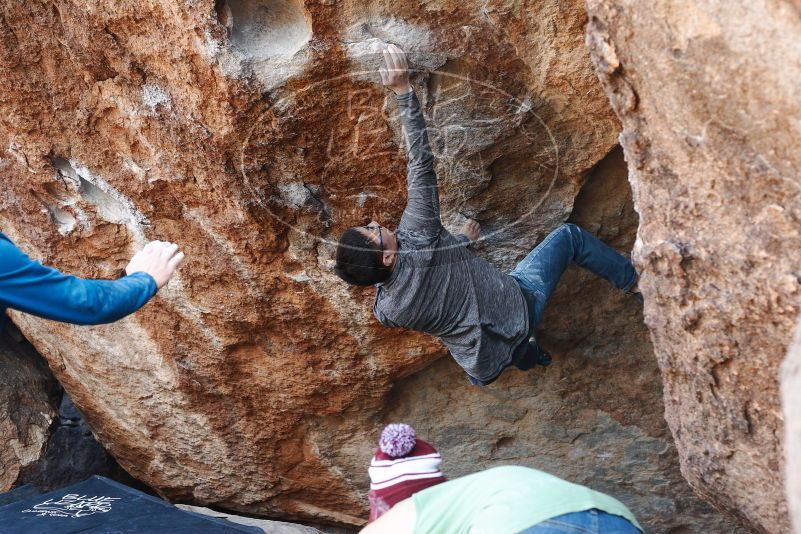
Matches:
[367,423,446,522]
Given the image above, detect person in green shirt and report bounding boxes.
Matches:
[362,425,642,534]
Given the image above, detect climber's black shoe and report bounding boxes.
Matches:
[536,348,552,367]
[625,272,644,304]
[513,341,552,370]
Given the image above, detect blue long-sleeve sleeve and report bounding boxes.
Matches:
[0,232,157,326]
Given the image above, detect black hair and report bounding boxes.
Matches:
[334,227,391,286]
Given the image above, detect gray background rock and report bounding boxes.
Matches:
[586,0,801,531]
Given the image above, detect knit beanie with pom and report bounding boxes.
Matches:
[367,423,447,522]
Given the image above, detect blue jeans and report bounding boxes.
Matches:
[518,509,641,533]
[508,223,637,367]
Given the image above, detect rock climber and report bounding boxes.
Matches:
[333,44,641,386]
[0,232,184,328]
[362,423,642,533]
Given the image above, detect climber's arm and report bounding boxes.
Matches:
[0,234,183,325]
[380,45,442,238]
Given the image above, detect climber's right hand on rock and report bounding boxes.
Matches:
[460,219,481,242]
[379,44,412,96]
[125,240,185,289]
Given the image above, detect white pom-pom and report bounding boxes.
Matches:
[379,423,416,458]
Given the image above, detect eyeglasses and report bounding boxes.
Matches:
[363,224,384,256]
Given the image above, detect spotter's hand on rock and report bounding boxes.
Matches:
[125,240,185,289]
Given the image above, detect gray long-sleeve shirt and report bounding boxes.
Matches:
[373,91,529,382]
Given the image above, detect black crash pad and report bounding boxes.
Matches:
[0,475,262,533]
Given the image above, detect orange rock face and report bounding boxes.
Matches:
[586,1,801,532]
[0,0,739,531]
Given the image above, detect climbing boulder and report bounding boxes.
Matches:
[586,1,801,532]
[0,0,740,530]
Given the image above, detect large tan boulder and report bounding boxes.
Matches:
[585,0,801,532]
[0,0,739,531]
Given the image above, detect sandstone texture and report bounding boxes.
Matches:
[0,0,739,531]
[0,326,57,491]
[586,1,801,532]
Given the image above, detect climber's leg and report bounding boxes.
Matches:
[509,223,637,332]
